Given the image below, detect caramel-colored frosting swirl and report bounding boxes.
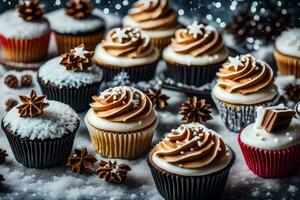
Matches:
[216,54,274,95]
[128,0,177,30]
[90,86,153,122]
[101,27,155,58]
[171,21,225,57]
[155,123,227,169]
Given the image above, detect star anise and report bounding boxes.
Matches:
[4,74,18,88]
[0,175,4,186]
[21,74,33,87]
[16,0,44,21]
[0,149,8,164]
[5,98,18,111]
[146,88,170,110]
[60,44,94,71]
[96,160,131,183]
[66,147,97,174]
[284,84,300,103]
[179,96,212,124]
[16,90,49,118]
[65,0,94,19]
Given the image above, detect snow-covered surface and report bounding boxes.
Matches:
[3,100,79,140]
[0,10,50,39]
[38,57,102,88]
[0,14,300,200]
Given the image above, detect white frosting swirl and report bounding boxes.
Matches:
[275,28,300,58]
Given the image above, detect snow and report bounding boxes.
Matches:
[0,14,300,200]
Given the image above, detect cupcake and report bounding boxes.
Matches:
[162,21,229,87]
[38,44,102,112]
[47,0,105,54]
[94,27,160,82]
[123,0,179,51]
[0,0,50,63]
[1,90,80,168]
[274,28,300,78]
[212,54,279,132]
[148,123,234,200]
[239,104,300,178]
[85,86,158,159]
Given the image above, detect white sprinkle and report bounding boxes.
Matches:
[197,141,202,147]
[180,151,184,155]
[179,164,183,168]
[190,148,194,151]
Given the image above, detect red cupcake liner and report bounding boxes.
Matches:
[238,134,300,178]
[0,33,50,63]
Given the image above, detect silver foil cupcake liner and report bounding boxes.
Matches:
[165,61,224,87]
[212,95,280,132]
[2,122,78,169]
[147,148,235,200]
[38,78,101,113]
[97,62,158,83]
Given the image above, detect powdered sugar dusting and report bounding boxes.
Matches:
[0,10,50,39]
[3,100,79,140]
[38,57,102,89]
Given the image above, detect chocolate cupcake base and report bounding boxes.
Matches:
[2,122,78,169]
[147,148,235,200]
[165,60,224,87]
[97,62,158,83]
[38,78,101,113]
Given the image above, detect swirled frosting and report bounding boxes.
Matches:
[127,0,177,31]
[171,21,225,57]
[90,86,153,122]
[154,123,228,169]
[101,27,155,58]
[216,54,274,95]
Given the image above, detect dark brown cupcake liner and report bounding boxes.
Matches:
[165,60,225,87]
[97,61,158,83]
[38,78,101,113]
[2,121,78,169]
[147,148,235,200]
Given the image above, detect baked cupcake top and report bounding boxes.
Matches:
[0,0,50,39]
[275,28,300,58]
[123,0,178,38]
[85,86,157,132]
[240,104,300,150]
[46,0,105,34]
[38,44,102,89]
[212,54,278,105]
[94,27,160,67]
[3,90,79,140]
[151,123,233,176]
[162,21,229,66]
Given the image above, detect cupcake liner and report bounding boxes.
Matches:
[54,31,104,54]
[2,122,78,169]
[165,60,224,87]
[212,95,280,133]
[38,78,101,113]
[85,117,158,159]
[97,61,158,83]
[0,33,50,63]
[238,134,300,178]
[151,37,172,52]
[147,148,235,200]
[274,50,300,78]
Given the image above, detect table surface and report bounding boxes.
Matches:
[0,11,300,200]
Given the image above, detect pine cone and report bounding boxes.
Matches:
[146,88,170,110]
[16,0,44,21]
[179,96,212,124]
[5,98,18,111]
[0,148,8,164]
[4,75,18,88]
[284,84,300,103]
[96,160,131,183]
[21,74,33,87]
[65,0,94,19]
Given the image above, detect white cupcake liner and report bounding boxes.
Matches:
[213,95,280,132]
